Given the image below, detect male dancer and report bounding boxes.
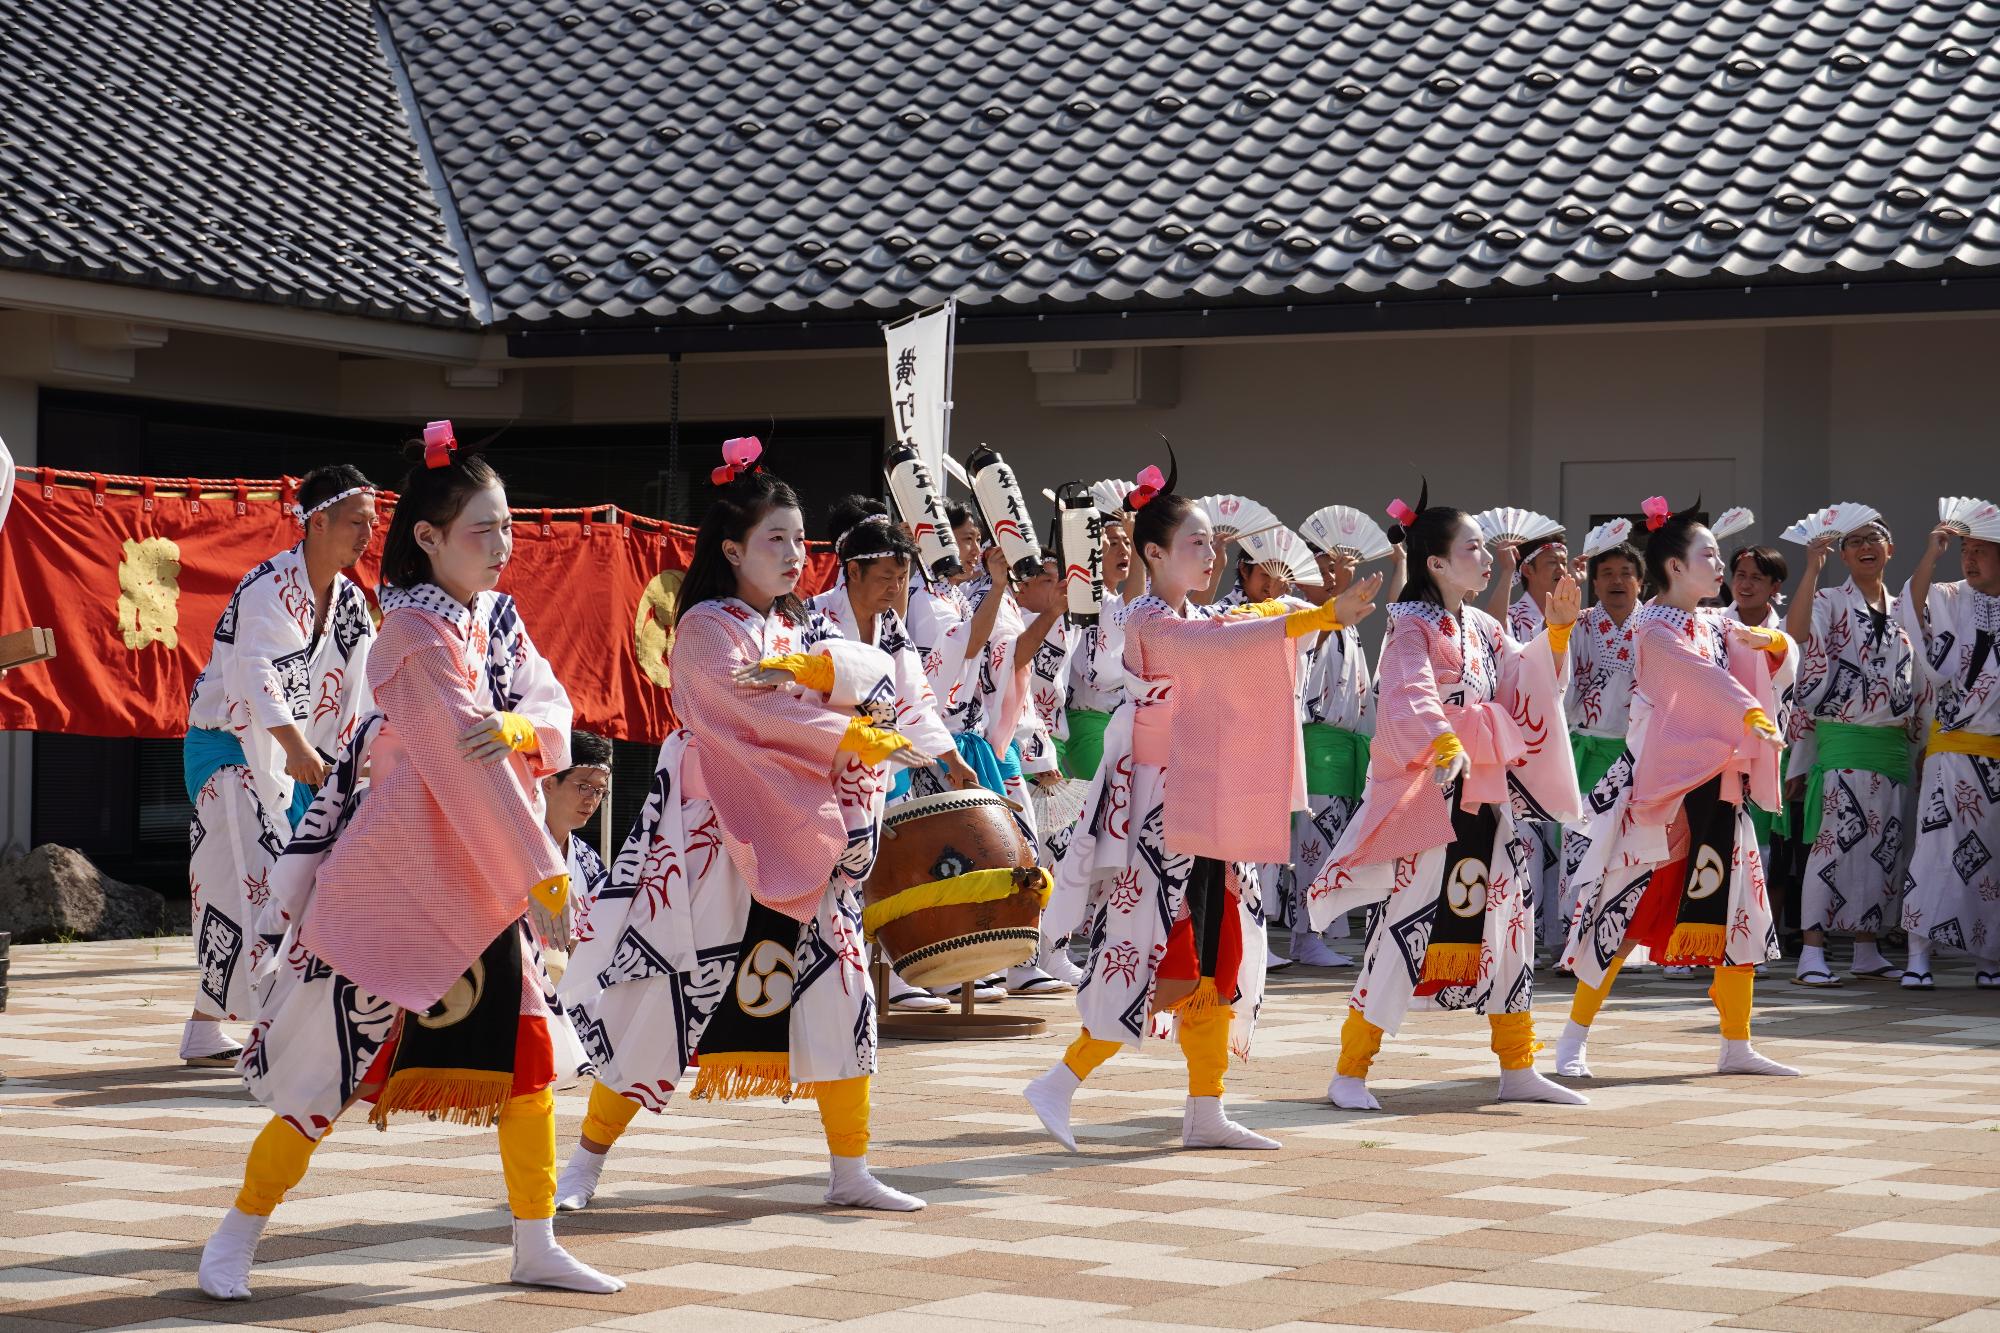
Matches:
[182,465,377,1065]
[1900,518,2000,989]
[1787,522,1917,985]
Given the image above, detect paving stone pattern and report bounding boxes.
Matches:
[4,939,2000,1330]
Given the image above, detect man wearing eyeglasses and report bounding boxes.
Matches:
[1786,521,1919,987]
[537,729,614,978]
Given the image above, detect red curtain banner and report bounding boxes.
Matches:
[0,470,836,745]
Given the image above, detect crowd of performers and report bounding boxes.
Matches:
[169,424,2000,1302]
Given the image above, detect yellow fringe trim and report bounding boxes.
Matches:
[1420,941,1483,985]
[1161,976,1231,1018]
[367,1068,514,1130]
[531,872,570,916]
[1664,921,1727,966]
[688,1051,818,1103]
[861,866,1053,938]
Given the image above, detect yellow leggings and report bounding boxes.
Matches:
[1335,1008,1540,1077]
[1568,960,1754,1040]
[236,1088,560,1220]
[581,1074,874,1158]
[1063,980,1231,1097]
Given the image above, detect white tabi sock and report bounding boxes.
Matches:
[197,1207,267,1300]
[510,1217,625,1292]
[554,1143,606,1213]
[180,1019,241,1062]
[1182,1096,1280,1150]
[1795,943,1828,978]
[825,1154,925,1211]
[1553,1020,1592,1078]
[1326,1075,1381,1111]
[1851,939,1890,973]
[1023,1064,1081,1151]
[1497,1066,1588,1105]
[1717,1039,1800,1076]
[1908,938,1933,973]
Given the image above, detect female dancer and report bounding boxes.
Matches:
[1309,492,1584,1111]
[198,432,619,1300]
[1025,464,1380,1152]
[1557,503,1798,1079]
[555,446,933,1214]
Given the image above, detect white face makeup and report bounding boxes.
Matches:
[1146,507,1216,595]
[726,505,807,607]
[417,482,510,604]
[1429,516,1493,599]
[1668,525,1726,600]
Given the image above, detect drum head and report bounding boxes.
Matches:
[884,786,1014,829]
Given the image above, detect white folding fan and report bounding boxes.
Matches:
[1196,493,1282,547]
[1300,504,1393,564]
[1089,477,1135,515]
[1580,517,1632,560]
[1710,506,1755,542]
[1239,524,1322,586]
[1939,495,2000,543]
[1472,506,1562,548]
[1780,502,1882,546]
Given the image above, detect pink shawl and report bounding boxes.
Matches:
[671,600,851,921]
[1333,605,1578,873]
[298,607,567,1012]
[1628,608,1784,826]
[1123,598,1303,862]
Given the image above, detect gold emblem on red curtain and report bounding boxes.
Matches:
[118,537,183,650]
[634,568,682,688]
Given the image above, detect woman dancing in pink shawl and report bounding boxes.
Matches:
[1556,498,1799,1080]
[555,446,936,1214]
[1024,457,1380,1153]
[198,429,621,1301]
[1308,489,1585,1112]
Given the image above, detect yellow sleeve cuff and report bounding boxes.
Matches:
[1759,630,1789,657]
[1430,732,1465,768]
[839,718,911,766]
[758,652,837,693]
[530,872,569,915]
[493,712,539,754]
[1284,602,1342,639]
[1546,622,1572,655]
[1744,707,1776,739]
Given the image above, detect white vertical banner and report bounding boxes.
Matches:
[883,299,963,485]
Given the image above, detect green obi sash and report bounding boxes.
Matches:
[1800,720,1912,846]
[1060,708,1114,782]
[1570,733,1627,802]
[1302,723,1370,799]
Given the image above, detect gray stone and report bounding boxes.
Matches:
[0,845,167,943]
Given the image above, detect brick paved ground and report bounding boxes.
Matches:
[4,938,2000,1331]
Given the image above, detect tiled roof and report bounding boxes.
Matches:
[385,0,2000,330]
[7,1,2000,335]
[0,0,475,326]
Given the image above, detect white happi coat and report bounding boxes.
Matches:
[1793,579,1920,935]
[562,600,905,1108]
[186,543,374,1020]
[1900,578,2000,961]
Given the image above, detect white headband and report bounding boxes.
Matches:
[292,486,371,526]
